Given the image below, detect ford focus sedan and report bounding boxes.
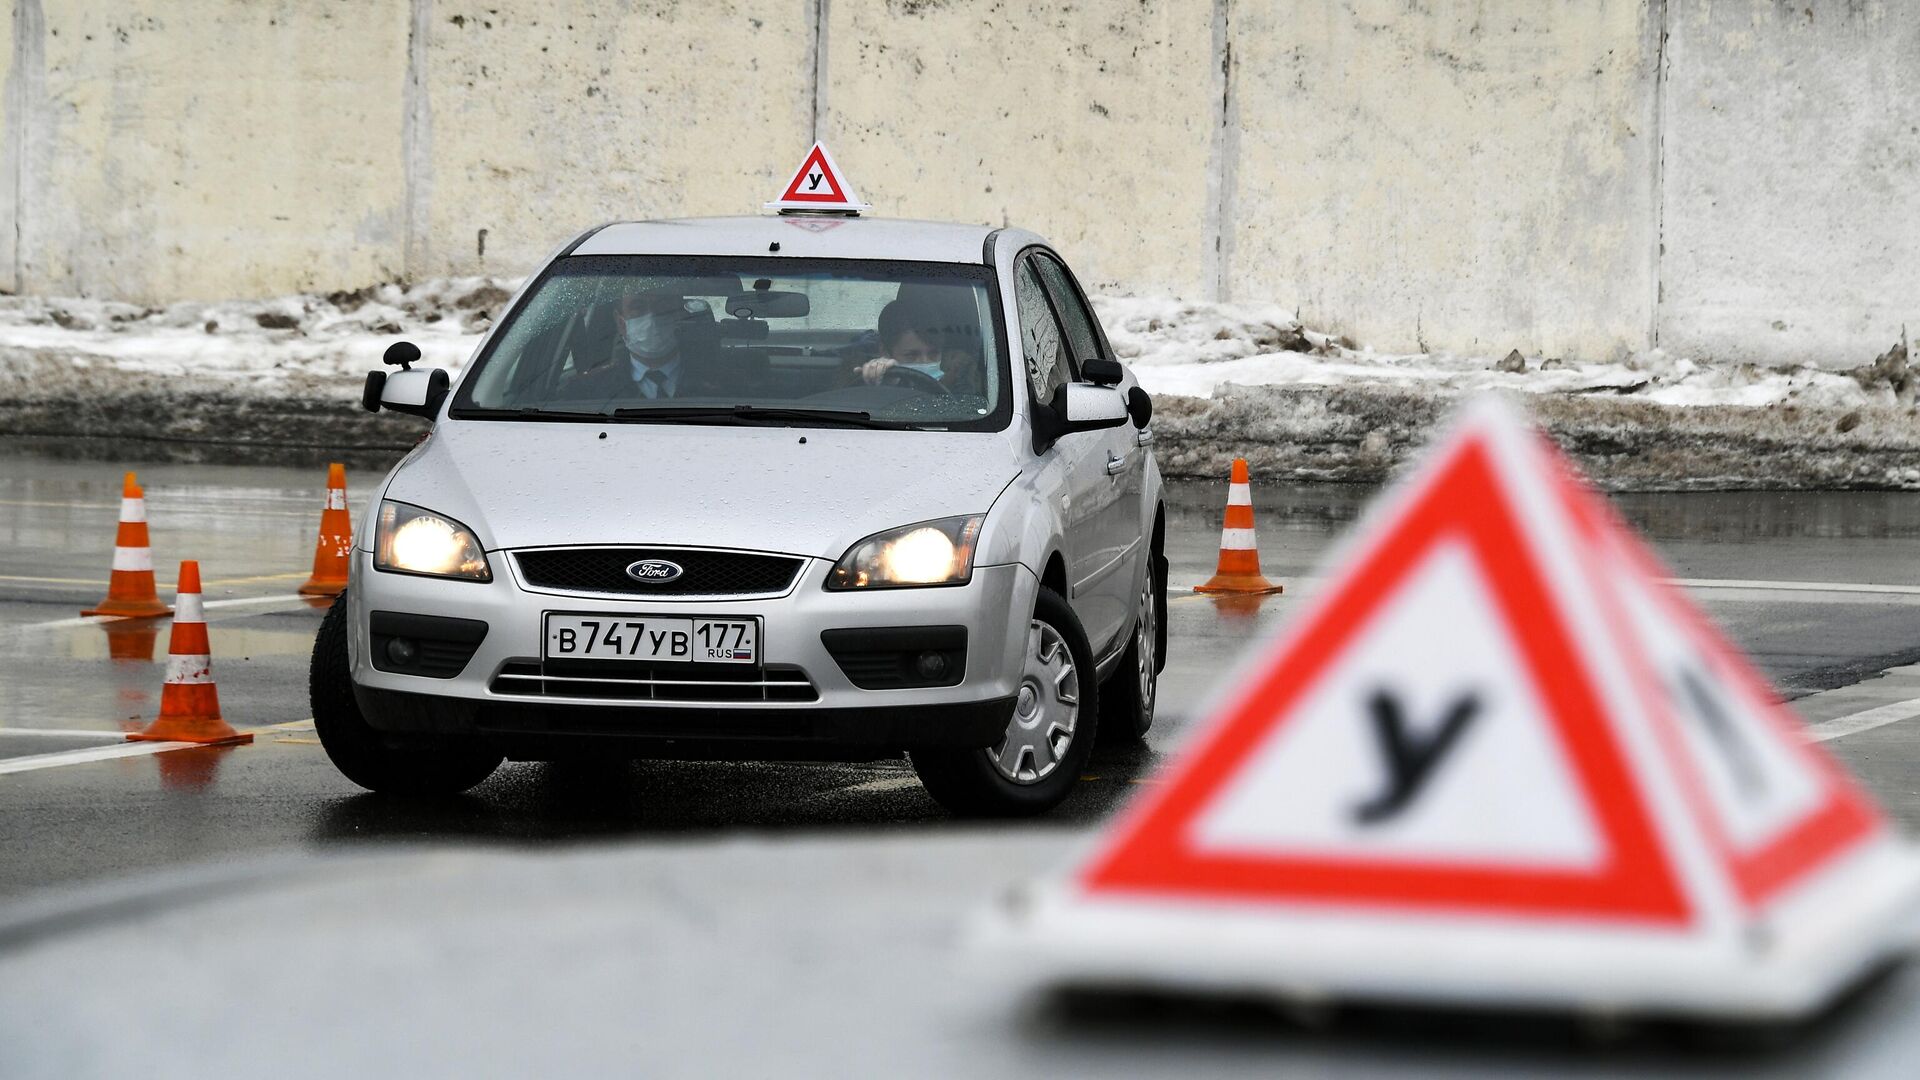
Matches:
[312,212,1166,816]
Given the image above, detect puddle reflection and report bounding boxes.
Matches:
[153,745,240,790]
[99,618,161,663]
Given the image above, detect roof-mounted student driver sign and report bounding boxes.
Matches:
[765,142,870,214]
[980,398,1920,1022]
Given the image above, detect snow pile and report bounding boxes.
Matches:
[4,279,1917,486]
[0,280,1904,413]
[1094,296,1905,412]
[0,278,519,390]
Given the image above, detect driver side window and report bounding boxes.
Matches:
[1014,257,1071,407]
[1032,254,1106,369]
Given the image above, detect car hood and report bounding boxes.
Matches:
[380,420,1023,558]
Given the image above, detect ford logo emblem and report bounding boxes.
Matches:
[625,559,684,584]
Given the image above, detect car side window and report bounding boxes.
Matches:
[1032,254,1106,368]
[1014,257,1071,406]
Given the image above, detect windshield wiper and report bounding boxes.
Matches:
[452,406,615,421]
[610,405,907,430]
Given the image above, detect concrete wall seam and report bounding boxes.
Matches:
[1204,0,1237,303]
[1649,0,1669,351]
[1,0,44,296]
[808,0,828,144]
[404,0,434,281]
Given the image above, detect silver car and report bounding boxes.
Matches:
[311,215,1166,815]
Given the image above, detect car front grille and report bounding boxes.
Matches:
[512,547,805,598]
[489,659,818,703]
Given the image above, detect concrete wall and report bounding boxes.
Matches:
[12,1,412,299]
[1658,1,1920,367]
[0,1,1914,369]
[825,0,1216,298]
[418,1,811,279]
[1229,0,1660,362]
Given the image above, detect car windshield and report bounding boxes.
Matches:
[451,255,1009,430]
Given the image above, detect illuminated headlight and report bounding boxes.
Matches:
[828,515,983,590]
[374,500,491,581]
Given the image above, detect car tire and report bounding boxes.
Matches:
[310,591,503,796]
[1099,556,1163,745]
[910,585,1098,817]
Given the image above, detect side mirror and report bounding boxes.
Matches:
[1061,383,1129,431]
[1127,386,1153,428]
[365,366,449,419]
[1081,357,1124,386]
[1034,382,1129,450]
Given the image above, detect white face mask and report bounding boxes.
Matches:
[624,313,678,360]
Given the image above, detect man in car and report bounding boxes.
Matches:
[855,292,985,397]
[565,285,721,401]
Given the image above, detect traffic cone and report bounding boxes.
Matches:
[298,462,353,597]
[82,472,172,618]
[1193,458,1285,596]
[128,561,252,746]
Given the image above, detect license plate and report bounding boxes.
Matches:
[542,614,759,665]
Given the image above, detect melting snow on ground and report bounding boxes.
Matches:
[1092,296,1905,412]
[0,280,1906,411]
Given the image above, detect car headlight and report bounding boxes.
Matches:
[828,515,984,590]
[374,500,491,581]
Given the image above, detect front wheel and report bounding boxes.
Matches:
[911,585,1097,817]
[310,592,503,796]
[1099,557,1163,744]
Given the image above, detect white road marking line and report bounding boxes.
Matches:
[0,729,128,740]
[1804,697,1920,743]
[0,718,311,774]
[9,594,313,634]
[1174,577,1920,598]
[0,571,310,589]
[0,740,197,775]
[1674,578,1920,595]
[831,776,922,795]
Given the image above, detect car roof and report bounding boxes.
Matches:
[573,216,999,265]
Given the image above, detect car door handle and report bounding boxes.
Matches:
[1135,429,1154,446]
[1105,452,1128,476]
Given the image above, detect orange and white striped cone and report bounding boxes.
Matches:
[128,561,252,746]
[298,462,353,597]
[81,472,172,619]
[1193,458,1285,596]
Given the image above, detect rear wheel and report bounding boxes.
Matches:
[310,592,503,796]
[1099,560,1162,744]
[910,586,1097,817]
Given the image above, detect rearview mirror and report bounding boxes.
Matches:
[726,291,810,319]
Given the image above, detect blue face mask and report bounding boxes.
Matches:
[624,314,677,360]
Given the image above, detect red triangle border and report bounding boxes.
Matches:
[1081,436,1694,926]
[777,145,852,204]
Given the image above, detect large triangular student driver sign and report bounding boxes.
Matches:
[765,142,869,213]
[983,399,1920,1021]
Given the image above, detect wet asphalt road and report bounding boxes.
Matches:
[4,451,1920,899]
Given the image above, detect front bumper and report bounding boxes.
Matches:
[346,549,1036,755]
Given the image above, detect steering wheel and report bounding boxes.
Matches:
[880,364,949,395]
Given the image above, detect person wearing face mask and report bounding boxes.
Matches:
[566,286,720,402]
[853,297,984,397]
